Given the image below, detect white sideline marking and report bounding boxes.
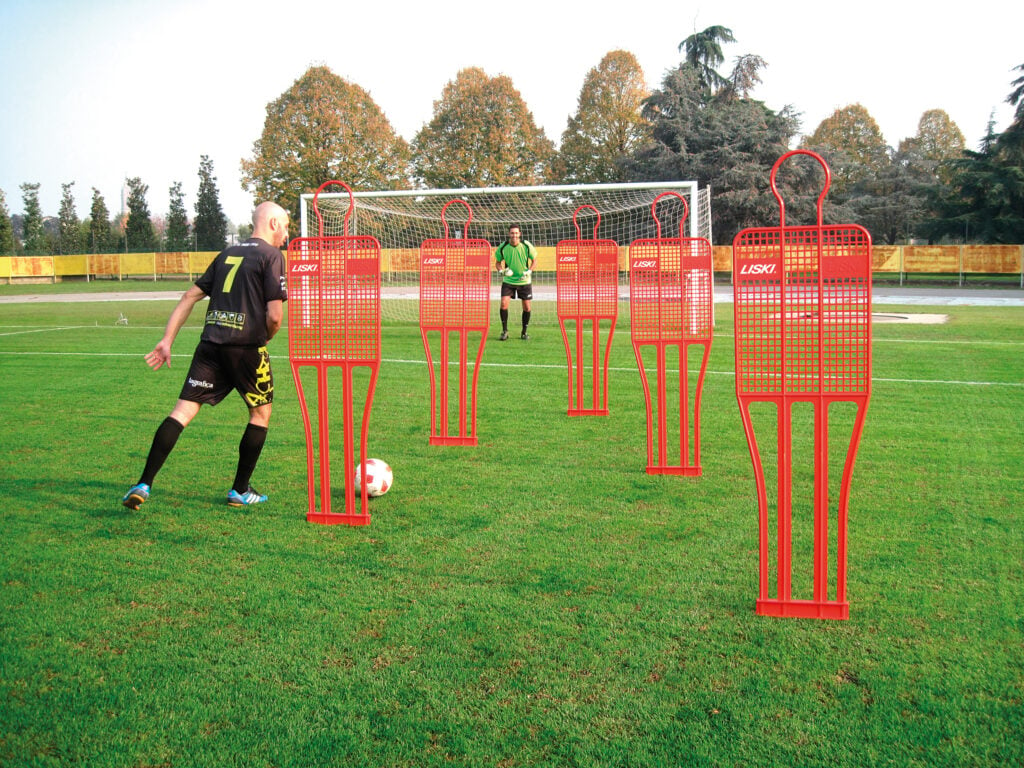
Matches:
[0,325,93,337]
[0,349,1019,387]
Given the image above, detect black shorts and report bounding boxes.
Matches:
[179,341,274,408]
[501,283,533,300]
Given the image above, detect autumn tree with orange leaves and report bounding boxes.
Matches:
[412,67,554,189]
[552,50,650,184]
[241,66,411,222]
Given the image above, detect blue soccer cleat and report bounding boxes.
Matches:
[227,486,268,507]
[122,483,150,510]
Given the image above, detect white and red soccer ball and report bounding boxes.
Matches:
[355,458,393,497]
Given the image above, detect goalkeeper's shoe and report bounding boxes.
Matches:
[521,331,530,340]
[227,486,268,507]
[499,331,509,341]
[122,483,150,510]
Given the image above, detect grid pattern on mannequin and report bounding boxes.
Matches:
[286,235,381,363]
[628,238,714,344]
[419,239,492,330]
[734,227,870,395]
[555,240,619,320]
[287,237,324,363]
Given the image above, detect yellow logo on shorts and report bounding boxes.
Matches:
[245,347,274,407]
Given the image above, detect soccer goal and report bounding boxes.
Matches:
[299,182,710,325]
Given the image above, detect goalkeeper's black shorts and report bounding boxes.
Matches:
[501,282,533,300]
[179,341,274,408]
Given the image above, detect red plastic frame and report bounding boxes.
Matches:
[556,205,619,416]
[733,150,872,619]
[288,180,382,525]
[628,192,714,475]
[418,199,491,445]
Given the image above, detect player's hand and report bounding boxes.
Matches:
[145,340,173,371]
[523,269,532,278]
[503,268,514,277]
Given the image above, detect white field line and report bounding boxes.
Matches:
[1,349,1020,388]
[2,324,1022,347]
[1,327,1022,388]
[0,325,101,337]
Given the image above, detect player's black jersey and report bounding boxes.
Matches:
[195,238,287,346]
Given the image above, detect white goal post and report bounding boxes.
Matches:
[298,181,711,325]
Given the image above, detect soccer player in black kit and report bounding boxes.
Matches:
[122,201,290,510]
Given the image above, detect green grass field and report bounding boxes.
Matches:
[1,289,1022,767]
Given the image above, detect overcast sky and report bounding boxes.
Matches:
[1,0,1020,228]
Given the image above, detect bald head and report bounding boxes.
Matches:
[251,201,290,248]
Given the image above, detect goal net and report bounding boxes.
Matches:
[299,182,710,326]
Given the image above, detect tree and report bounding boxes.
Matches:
[194,156,226,251]
[725,54,768,99]
[899,109,965,185]
[241,65,411,221]
[552,50,650,184]
[802,104,890,197]
[57,182,82,255]
[20,183,47,255]
[922,119,1024,243]
[0,188,14,255]
[165,181,190,251]
[88,188,113,253]
[630,64,802,242]
[996,62,1024,162]
[846,149,926,244]
[124,177,157,252]
[412,67,554,188]
[678,25,735,92]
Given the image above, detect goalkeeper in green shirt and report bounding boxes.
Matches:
[494,224,536,340]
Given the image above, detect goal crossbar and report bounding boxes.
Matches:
[298,181,709,326]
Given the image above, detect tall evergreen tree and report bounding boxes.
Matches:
[124,177,157,252]
[997,62,1024,162]
[20,183,47,255]
[57,182,82,255]
[0,188,14,255]
[924,119,1024,243]
[678,25,736,93]
[630,64,801,242]
[88,188,112,253]
[165,181,190,251]
[194,155,227,251]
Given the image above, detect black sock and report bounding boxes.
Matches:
[522,310,531,331]
[233,423,268,494]
[500,308,509,331]
[139,417,184,487]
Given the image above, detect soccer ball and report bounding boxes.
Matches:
[355,458,393,497]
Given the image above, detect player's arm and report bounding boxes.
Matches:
[145,284,206,370]
[265,299,283,340]
[495,245,512,276]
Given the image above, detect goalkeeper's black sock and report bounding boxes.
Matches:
[233,423,268,494]
[522,310,531,331]
[139,417,185,487]
[500,308,509,332]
